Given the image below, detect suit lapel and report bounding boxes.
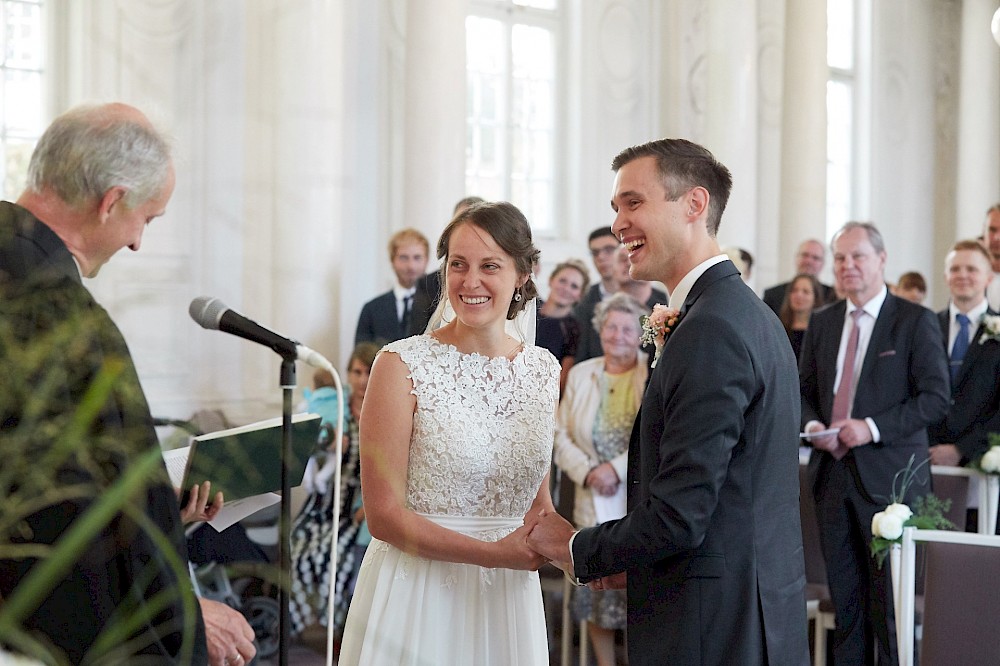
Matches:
[854,295,897,411]
[681,260,739,313]
[818,301,847,418]
[954,308,999,389]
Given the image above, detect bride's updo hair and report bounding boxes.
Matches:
[437,200,540,320]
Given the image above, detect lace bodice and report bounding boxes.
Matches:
[382,335,559,518]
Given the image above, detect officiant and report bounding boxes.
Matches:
[552,292,649,666]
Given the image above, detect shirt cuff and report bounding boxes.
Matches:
[865,417,881,443]
[567,530,583,586]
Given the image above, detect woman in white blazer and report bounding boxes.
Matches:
[553,292,649,666]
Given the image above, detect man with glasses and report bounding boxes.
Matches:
[573,227,624,362]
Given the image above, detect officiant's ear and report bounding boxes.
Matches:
[684,186,710,221]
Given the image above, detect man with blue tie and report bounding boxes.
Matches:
[355,228,429,346]
[929,240,1000,479]
[799,221,949,665]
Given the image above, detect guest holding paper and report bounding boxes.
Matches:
[553,292,648,666]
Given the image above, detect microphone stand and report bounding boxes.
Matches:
[278,358,296,666]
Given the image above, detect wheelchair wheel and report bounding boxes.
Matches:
[242,596,280,660]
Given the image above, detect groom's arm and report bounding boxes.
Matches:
[570,312,753,580]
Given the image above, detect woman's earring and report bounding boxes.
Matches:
[513,290,523,302]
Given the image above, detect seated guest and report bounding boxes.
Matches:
[892,271,927,305]
[355,228,429,345]
[778,273,821,360]
[538,259,590,392]
[553,293,648,666]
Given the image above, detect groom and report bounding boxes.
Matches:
[528,139,809,665]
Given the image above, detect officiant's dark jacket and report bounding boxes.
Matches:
[929,307,1000,462]
[0,204,207,664]
[799,294,949,503]
[573,260,809,666]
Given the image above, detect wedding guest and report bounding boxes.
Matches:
[552,292,648,666]
[892,271,927,305]
[340,201,559,664]
[355,228,429,346]
[537,258,590,392]
[573,227,623,362]
[983,203,1000,311]
[779,273,822,360]
[0,103,254,666]
[799,222,948,665]
[289,342,379,642]
[762,239,837,313]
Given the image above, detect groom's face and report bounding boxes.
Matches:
[611,156,688,284]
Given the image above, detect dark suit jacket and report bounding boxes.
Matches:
[763,279,836,314]
[799,294,949,504]
[929,308,1000,462]
[0,202,207,664]
[354,290,406,346]
[573,261,809,666]
[407,270,441,336]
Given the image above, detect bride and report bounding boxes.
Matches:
[338,201,560,665]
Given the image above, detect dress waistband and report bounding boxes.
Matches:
[416,513,522,540]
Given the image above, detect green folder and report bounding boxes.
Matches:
[179,413,322,501]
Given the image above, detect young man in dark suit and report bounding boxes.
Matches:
[929,240,1000,472]
[799,222,949,665]
[354,227,429,345]
[529,138,810,665]
[572,226,621,361]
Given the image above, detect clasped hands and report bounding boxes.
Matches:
[806,418,872,454]
[520,506,625,591]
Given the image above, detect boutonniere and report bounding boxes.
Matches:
[978,313,1000,344]
[640,304,681,369]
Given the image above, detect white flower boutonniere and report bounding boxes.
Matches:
[978,438,1000,474]
[640,304,681,369]
[979,313,1000,345]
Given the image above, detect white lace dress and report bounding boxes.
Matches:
[339,335,559,665]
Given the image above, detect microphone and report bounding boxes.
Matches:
[189,296,332,371]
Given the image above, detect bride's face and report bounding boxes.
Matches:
[445,222,524,330]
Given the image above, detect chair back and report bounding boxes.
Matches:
[929,469,970,531]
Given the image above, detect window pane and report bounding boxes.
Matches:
[4,69,42,136]
[1,0,44,198]
[826,79,853,237]
[827,0,853,70]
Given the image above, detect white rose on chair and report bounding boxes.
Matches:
[871,503,913,541]
[980,445,1000,474]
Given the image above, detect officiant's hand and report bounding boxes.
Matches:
[588,571,626,591]
[177,481,224,524]
[525,509,574,569]
[585,463,620,496]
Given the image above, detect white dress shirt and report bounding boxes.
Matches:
[948,299,989,354]
[833,285,888,442]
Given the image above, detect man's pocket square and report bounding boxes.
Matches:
[878,350,896,357]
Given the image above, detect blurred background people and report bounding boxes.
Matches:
[552,293,649,666]
[573,227,623,362]
[722,245,754,284]
[984,203,1000,311]
[778,273,822,360]
[891,271,927,305]
[289,342,379,647]
[355,228,429,346]
[537,258,590,392]
[762,238,836,313]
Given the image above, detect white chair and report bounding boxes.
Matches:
[929,465,999,534]
[892,527,1000,666]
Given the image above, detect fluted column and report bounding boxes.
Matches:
[403,0,467,243]
[955,0,1000,236]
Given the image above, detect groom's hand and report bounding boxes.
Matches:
[525,509,574,569]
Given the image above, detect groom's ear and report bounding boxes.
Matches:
[684,186,710,222]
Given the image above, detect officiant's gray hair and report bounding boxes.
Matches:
[592,292,647,334]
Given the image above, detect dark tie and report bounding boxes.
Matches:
[829,309,864,459]
[401,295,413,334]
[950,313,970,385]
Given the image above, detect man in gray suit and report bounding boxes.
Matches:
[799,222,949,665]
[529,138,809,665]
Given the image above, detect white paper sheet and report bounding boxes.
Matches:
[592,482,627,523]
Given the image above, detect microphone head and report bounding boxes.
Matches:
[189,296,227,330]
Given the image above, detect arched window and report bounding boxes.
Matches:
[466,0,560,233]
[1,0,45,199]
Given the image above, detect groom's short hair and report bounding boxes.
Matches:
[611,138,733,237]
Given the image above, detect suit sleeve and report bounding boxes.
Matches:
[798,312,824,426]
[572,313,754,577]
[867,308,949,443]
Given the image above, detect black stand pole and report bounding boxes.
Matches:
[278,359,296,666]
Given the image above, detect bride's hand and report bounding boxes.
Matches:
[493,524,548,571]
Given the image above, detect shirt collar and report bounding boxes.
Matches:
[668,254,728,310]
[846,284,888,320]
[950,298,989,324]
[393,284,416,300]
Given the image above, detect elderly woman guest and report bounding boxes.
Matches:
[778,273,821,360]
[552,292,648,666]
